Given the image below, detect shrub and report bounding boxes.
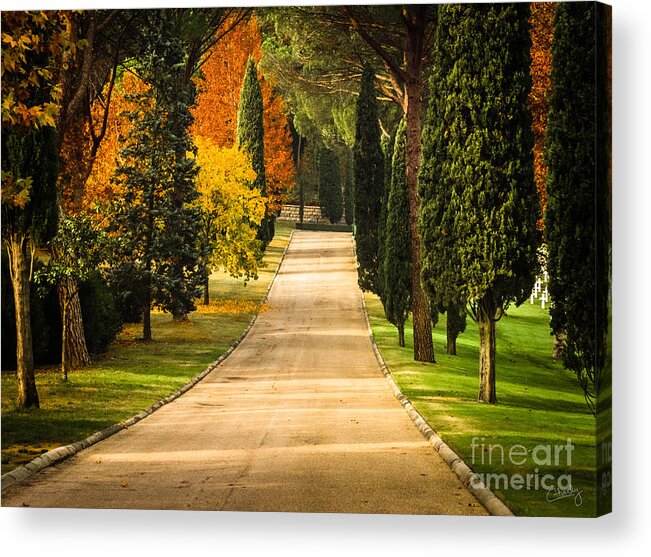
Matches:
[78,272,122,354]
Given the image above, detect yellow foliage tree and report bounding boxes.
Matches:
[194,137,266,304]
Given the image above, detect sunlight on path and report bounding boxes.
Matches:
[3,231,486,515]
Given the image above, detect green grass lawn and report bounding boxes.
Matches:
[365,293,602,517]
[1,223,293,475]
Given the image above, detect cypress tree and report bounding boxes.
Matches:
[418,11,467,358]
[353,63,384,294]
[237,57,272,248]
[343,156,354,226]
[383,120,411,347]
[420,4,538,403]
[318,147,343,224]
[445,304,467,356]
[377,129,396,308]
[2,126,59,408]
[111,17,203,340]
[545,3,611,415]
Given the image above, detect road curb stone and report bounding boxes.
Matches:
[354,238,514,517]
[1,230,295,494]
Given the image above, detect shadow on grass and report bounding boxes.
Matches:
[365,292,599,517]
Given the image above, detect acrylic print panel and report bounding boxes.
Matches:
[1,1,611,517]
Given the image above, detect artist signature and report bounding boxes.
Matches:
[546,487,583,507]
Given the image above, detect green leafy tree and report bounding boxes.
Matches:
[420,3,538,403]
[56,9,247,373]
[545,2,611,415]
[318,147,343,224]
[353,64,384,294]
[383,120,411,347]
[35,215,105,381]
[237,57,273,248]
[110,17,203,340]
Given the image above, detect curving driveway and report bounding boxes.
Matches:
[2,231,486,515]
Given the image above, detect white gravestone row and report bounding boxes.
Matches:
[530,270,550,309]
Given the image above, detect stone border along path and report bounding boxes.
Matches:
[0,230,297,493]
[353,236,514,517]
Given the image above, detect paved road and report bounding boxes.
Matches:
[3,231,486,515]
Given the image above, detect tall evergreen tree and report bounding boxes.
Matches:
[110,16,203,340]
[420,4,538,403]
[383,120,411,347]
[419,8,467,358]
[377,129,396,308]
[237,57,273,248]
[445,304,467,356]
[545,2,611,415]
[2,126,59,408]
[1,12,66,408]
[318,148,343,224]
[353,64,384,294]
[343,155,354,226]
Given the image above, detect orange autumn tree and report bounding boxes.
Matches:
[84,71,148,216]
[192,15,294,214]
[529,2,556,231]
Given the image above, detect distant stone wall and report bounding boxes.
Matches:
[277,204,346,225]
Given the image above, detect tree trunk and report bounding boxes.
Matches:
[552,329,566,360]
[143,285,152,341]
[344,6,433,361]
[398,322,405,348]
[61,297,69,381]
[143,181,155,341]
[51,218,91,375]
[203,274,210,306]
[404,78,435,363]
[477,300,497,404]
[57,277,91,369]
[298,134,304,224]
[8,236,39,408]
[446,321,457,356]
[172,311,189,323]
